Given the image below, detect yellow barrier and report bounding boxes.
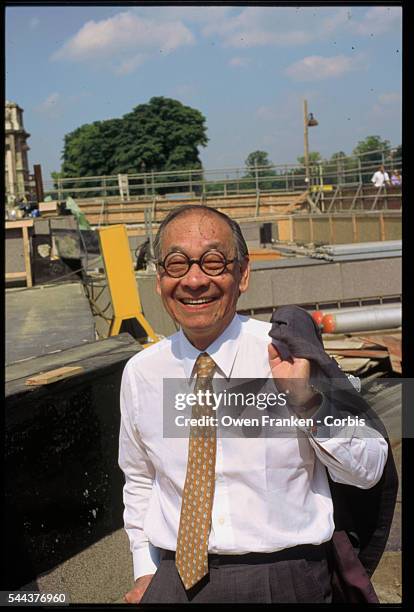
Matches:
[97,225,158,345]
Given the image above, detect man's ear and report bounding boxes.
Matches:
[156,271,162,296]
[238,257,250,295]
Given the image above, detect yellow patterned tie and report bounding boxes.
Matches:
[175,352,217,590]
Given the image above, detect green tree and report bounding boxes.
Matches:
[322,151,358,185]
[295,151,322,185]
[296,151,322,166]
[352,136,391,184]
[391,144,402,162]
[244,150,277,190]
[352,135,391,164]
[245,150,273,173]
[58,97,208,195]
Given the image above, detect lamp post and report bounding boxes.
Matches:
[303,99,319,186]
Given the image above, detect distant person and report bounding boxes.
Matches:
[134,238,151,271]
[390,169,402,187]
[371,165,390,188]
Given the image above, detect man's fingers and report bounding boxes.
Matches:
[124,589,142,604]
[268,343,281,363]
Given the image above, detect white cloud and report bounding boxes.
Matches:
[35,92,61,112]
[29,17,40,30]
[34,91,92,117]
[378,92,401,105]
[348,6,401,36]
[51,11,194,69]
[142,6,233,24]
[34,92,64,119]
[114,53,147,76]
[285,55,358,82]
[199,6,400,48]
[202,7,315,48]
[372,91,402,117]
[228,56,250,68]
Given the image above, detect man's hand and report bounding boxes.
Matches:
[124,574,154,604]
[268,343,319,413]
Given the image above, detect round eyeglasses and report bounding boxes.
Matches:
[157,250,238,278]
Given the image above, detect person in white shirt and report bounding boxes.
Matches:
[371,165,391,188]
[119,205,388,603]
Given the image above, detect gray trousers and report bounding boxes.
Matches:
[140,544,333,604]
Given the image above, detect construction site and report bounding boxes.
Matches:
[5,106,402,603]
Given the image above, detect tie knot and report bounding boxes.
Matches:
[195,352,216,380]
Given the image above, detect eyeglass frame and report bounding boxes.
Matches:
[156,249,239,278]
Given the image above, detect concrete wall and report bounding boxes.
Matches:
[5,334,141,591]
[86,255,401,340]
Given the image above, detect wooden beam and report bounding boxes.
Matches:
[22,225,33,287]
[25,366,84,386]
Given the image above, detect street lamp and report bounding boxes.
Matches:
[303,99,319,186]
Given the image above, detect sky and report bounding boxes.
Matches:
[5,4,402,184]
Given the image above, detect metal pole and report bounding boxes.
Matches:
[303,99,310,186]
[255,160,259,193]
[58,178,63,202]
[319,163,324,212]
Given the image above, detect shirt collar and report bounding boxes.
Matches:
[178,314,242,381]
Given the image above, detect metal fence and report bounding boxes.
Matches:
[43,148,402,202]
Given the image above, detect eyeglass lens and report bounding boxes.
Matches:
[163,251,228,277]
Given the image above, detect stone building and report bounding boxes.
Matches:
[5,100,31,204]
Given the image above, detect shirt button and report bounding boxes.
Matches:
[218,517,225,525]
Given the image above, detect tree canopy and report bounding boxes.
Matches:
[245,150,273,172]
[352,135,391,164]
[58,97,208,178]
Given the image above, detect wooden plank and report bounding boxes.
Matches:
[5,219,34,229]
[379,213,386,241]
[26,366,84,386]
[39,201,59,213]
[22,225,33,287]
[5,272,27,279]
[323,339,365,349]
[327,349,388,358]
[309,217,314,243]
[6,220,34,287]
[352,214,357,242]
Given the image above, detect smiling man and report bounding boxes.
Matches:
[154,207,249,350]
[118,205,389,604]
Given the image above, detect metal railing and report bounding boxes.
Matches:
[43,148,402,203]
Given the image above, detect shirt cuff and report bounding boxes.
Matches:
[132,543,160,581]
[296,392,332,439]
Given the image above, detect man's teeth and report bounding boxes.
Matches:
[181,298,215,304]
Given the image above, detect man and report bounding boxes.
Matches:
[119,205,388,603]
[371,165,391,188]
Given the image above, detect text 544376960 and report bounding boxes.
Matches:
[0,592,69,606]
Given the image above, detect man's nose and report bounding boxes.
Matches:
[180,262,211,289]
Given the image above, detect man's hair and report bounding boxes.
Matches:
[153,205,249,261]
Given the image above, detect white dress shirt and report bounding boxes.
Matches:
[371,170,390,187]
[119,314,388,580]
